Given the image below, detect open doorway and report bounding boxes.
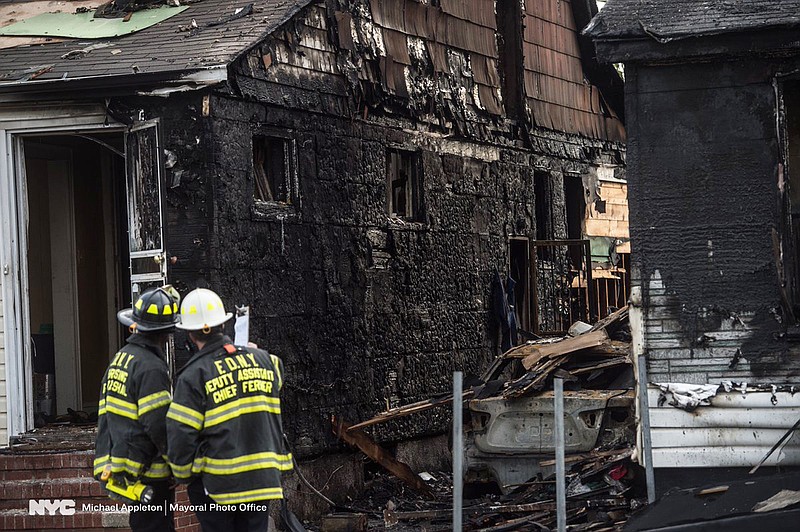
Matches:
[24,134,130,418]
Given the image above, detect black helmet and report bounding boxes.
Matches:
[117,286,181,333]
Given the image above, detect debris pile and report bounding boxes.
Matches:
[326,307,642,530]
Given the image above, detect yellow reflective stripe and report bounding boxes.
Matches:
[98,399,107,416]
[106,395,139,420]
[143,461,171,479]
[204,396,281,428]
[169,461,193,479]
[93,454,110,476]
[167,409,202,431]
[147,303,159,315]
[209,487,284,504]
[167,402,204,430]
[110,456,144,476]
[138,390,171,416]
[270,355,282,389]
[199,451,293,475]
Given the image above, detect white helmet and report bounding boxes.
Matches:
[176,288,233,332]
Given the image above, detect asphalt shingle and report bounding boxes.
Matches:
[0,0,313,85]
[585,0,800,41]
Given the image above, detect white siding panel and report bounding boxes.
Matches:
[653,447,800,468]
[652,428,794,447]
[646,385,800,468]
[650,407,800,429]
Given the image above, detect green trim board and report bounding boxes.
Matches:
[0,6,189,39]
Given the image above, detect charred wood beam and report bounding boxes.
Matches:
[332,416,434,499]
[345,390,474,432]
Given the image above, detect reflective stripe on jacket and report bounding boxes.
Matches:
[166,336,292,505]
[94,334,172,481]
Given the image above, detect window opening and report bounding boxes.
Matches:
[387,149,423,220]
[254,136,295,204]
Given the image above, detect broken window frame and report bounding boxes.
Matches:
[777,77,800,324]
[509,236,532,332]
[125,119,167,279]
[386,148,424,222]
[252,131,298,207]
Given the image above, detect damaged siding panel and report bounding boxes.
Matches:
[273,42,340,74]
[526,0,576,27]
[403,1,441,41]
[382,29,412,65]
[440,0,496,29]
[586,181,629,239]
[238,4,351,114]
[445,17,497,56]
[366,0,504,117]
[523,0,625,141]
[647,386,800,468]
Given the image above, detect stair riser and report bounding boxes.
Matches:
[0,468,93,481]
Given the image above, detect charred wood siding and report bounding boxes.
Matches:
[201,94,539,455]
[624,59,799,383]
[523,0,625,140]
[128,0,626,456]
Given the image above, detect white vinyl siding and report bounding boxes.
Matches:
[647,386,800,468]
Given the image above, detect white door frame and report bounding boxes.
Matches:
[0,104,125,436]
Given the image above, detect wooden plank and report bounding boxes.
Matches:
[521,329,609,370]
[346,390,474,431]
[568,356,629,374]
[321,513,367,532]
[332,417,434,498]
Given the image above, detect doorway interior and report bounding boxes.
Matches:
[23,133,130,418]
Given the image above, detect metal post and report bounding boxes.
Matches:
[453,371,463,532]
[638,355,656,503]
[554,377,566,532]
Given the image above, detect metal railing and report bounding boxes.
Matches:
[591,253,630,321]
[532,239,594,335]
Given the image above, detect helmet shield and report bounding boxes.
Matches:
[118,287,181,333]
[176,288,233,332]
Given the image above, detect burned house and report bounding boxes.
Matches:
[587,0,800,492]
[0,0,625,525]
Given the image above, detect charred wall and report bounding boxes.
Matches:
[202,94,538,455]
[626,58,800,383]
[118,0,625,458]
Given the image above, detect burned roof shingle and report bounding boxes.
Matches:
[0,0,313,86]
[586,0,800,41]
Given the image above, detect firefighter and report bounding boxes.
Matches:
[94,286,181,532]
[167,288,292,532]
